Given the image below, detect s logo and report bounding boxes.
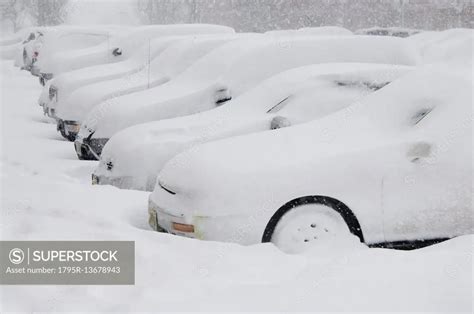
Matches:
[9,248,24,265]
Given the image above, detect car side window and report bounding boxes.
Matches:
[411,107,434,125]
[215,88,232,106]
[266,96,291,114]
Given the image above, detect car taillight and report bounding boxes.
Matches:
[172,222,194,233]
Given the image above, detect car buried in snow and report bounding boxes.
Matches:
[148,67,472,253]
[75,35,418,158]
[46,33,239,141]
[28,25,129,84]
[92,63,412,191]
[355,27,421,38]
[33,24,234,86]
[42,35,186,139]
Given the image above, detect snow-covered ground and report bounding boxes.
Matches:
[0,59,472,312]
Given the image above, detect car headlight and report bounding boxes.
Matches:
[49,85,58,101]
[42,73,53,80]
[91,174,99,185]
[64,122,81,134]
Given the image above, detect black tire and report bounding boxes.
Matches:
[262,195,365,243]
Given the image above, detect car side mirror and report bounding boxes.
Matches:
[407,141,432,163]
[112,48,122,56]
[214,88,231,106]
[270,116,291,130]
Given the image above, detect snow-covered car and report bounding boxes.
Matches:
[29,26,129,84]
[355,27,421,38]
[93,63,412,190]
[47,34,238,140]
[16,29,46,69]
[41,34,184,122]
[148,67,472,253]
[34,24,234,85]
[408,28,473,66]
[75,35,418,153]
[0,27,48,64]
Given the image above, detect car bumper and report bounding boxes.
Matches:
[41,104,57,119]
[30,66,40,76]
[148,199,197,238]
[57,119,80,141]
[40,72,53,81]
[91,173,148,191]
[74,137,108,160]
[148,198,260,244]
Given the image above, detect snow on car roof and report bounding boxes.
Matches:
[298,26,353,35]
[157,67,470,196]
[408,28,473,66]
[265,26,352,37]
[150,34,240,80]
[221,35,418,96]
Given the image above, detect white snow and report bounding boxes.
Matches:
[152,66,472,245]
[79,35,418,142]
[0,57,472,311]
[408,28,473,67]
[54,34,238,122]
[95,63,412,191]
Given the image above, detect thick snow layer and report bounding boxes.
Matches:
[36,24,234,76]
[80,35,418,140]
[96,63,412,191]
[54,34,238,122]
[0,56,472,312]
[265,26,352,36]
[153,66,472,244]
[33,25,128,74]
[408,28,473,66]
[0,42,20,60]
[47,36,185,114]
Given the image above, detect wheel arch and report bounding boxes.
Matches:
[261,195,365,243]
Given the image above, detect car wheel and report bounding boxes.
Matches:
[270,203,352,253]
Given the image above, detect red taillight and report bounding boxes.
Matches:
[172,222,194,233]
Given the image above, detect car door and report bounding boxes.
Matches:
[382,130,472,243]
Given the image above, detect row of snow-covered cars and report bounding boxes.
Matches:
[3,24,472,253]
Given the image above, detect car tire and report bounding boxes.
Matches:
[262,196,364,253]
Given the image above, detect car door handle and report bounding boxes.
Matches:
[407,141,432,163]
